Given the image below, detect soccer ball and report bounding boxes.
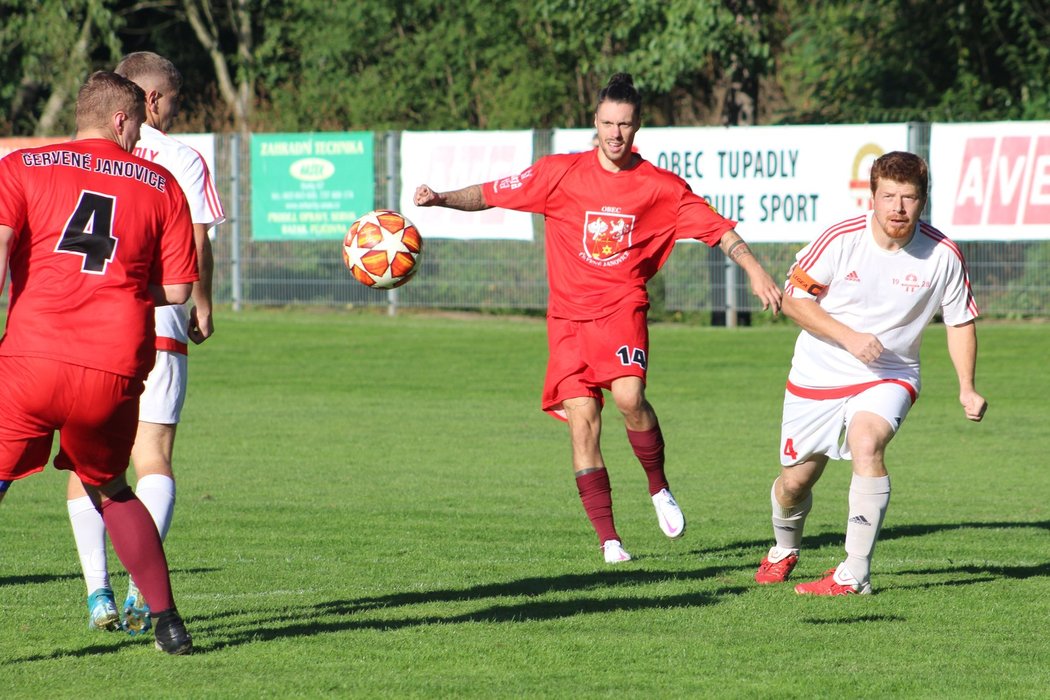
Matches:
[342,209,422,289]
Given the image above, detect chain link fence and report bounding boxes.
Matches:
[208,130,1048,319]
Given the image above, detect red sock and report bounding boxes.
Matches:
[100,488,175,612]
[627,425,668,496]
[575,469,620,544]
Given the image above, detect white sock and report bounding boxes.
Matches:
[771,479,811,552]
[67,497,109,594]
[135,473,176,540]
[844,474,891,584]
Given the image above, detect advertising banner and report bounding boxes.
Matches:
[251,132,374,241]
[555,124,910,242]
[399,130,534,241]
[930,121,1050,240]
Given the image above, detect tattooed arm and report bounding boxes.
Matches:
[719,229,782,315]
[413,184,490,211]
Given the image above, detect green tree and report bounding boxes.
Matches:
[775,0,1050,123]
[0,0,123,136]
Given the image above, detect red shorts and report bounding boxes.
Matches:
[0,356,144,487]
[543,305,649,421]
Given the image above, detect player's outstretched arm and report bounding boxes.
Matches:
[718,229,781,315]
[945,320,987,422]
[413,184,490,211]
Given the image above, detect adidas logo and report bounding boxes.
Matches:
[848,515,872,526]
[844,270,861,282]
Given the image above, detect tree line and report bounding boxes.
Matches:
[1,0,1047,137]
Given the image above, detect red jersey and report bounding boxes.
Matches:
[0,139,198,378]
[484,150,735,320]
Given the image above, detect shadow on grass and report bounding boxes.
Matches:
[700,519,1050,558]
[896,562,1050,580]
[0,566,218,590]
[2,566,750,660]
[0,572,83,587]
[184,566,749,653]
[314,563,745,614]
[803,614,907,625]
[194,585,747,653]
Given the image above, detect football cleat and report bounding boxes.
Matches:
[755,547,799,584]
[153,608,193,655]
[794,563,873,596]
[87,588,122,632]
[602,539,632,563]
[122,579,152,636]
[651,488,686,538]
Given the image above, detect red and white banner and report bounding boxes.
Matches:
[556,125,911,242]
[399,130,535,240]
[930,122,1050,240]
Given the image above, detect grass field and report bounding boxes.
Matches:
[2,309,1047,698]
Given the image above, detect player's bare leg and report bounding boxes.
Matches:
[756,457,825,584]
[611,377,684,538]
[131,421,178,540]
[564,396,628,562]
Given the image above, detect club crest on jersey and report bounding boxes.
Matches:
[582,211,634,265]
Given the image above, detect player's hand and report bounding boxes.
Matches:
[413,185,441,207]
[960,389,987,422]
[747,268,782,316]
[188,305,214,345]
[844,331,884,364]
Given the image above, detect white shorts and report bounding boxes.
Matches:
[138,350,188,425]
[779,381,914,465]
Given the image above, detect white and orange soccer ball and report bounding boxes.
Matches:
[342,209,422,289]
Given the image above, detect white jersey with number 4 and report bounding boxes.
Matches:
[133,124,225,349]
[786,212,978,392]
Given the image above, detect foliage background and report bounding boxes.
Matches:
[1,0,1048,136]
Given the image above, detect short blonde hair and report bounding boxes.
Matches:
[115,51,183,93]
[74,71,146,132]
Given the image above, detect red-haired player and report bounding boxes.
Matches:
[755,151,987,595]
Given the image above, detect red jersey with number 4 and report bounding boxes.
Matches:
[0,138,197,378]
[484,150,735,320]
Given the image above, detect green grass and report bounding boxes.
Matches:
[2,310,1047,698]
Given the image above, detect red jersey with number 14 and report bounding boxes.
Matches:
[0,138,198,378]
[484,150,735,320]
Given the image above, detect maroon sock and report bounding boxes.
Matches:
[627,425,668,496]
[575,468,620,544]
[99,488,175,612]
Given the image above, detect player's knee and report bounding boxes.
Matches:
[846,431,886,463]
[611,387,646,418]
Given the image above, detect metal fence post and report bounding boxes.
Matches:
[385,131,399,317]
[230,132,243,311]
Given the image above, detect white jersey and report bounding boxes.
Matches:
[786,212,978,392]
[133,124,225,349]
